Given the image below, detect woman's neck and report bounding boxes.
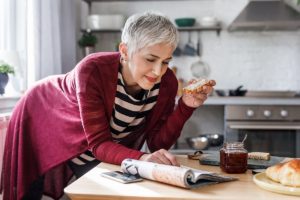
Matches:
[120,61,142,97]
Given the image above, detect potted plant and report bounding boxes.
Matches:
[78,30,98,56]
[0,62,15,95]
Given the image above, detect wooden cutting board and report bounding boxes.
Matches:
[199,151,287,169]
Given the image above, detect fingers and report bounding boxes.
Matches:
[195,93,208,101]
[139,149,179,166]
[139,154,166,165]
[201,85,213,95]
[151,151,172,165]
[188,79,197,84]
[161,150,179,166]
[208,80,216,86]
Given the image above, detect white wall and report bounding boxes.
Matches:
[79,0,300,91]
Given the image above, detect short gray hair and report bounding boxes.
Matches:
[121,11,179,56]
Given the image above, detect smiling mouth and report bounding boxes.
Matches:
[145,76,157,83]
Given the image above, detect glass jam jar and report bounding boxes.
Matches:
[220,142,248,174]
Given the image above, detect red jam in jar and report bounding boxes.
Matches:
[220,142,248,174]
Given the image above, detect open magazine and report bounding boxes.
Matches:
[121,159,237,189]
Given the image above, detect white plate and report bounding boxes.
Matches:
[253,172,300,196]
[199,16,219,27]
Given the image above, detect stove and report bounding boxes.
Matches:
[225,104,300,157]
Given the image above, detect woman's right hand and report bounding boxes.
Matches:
[139,149,179,166]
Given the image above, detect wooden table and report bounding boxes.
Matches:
[64,156,299,200]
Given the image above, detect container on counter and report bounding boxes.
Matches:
[87,14,125,30]
[220,142,248,174]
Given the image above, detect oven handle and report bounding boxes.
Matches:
[228,124,300,130]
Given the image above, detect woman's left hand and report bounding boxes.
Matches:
[182,80,216,108]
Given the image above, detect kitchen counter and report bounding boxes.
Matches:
[204,96,300,105]
[64,155,299,200]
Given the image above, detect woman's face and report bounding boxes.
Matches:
[121,43,174,91]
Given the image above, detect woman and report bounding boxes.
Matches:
[1,12,215,200]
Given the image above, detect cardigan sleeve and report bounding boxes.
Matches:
[75,57,144,165]
[146,83,196,152]
[146,98,195,152]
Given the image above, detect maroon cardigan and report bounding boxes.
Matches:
[1,52,195,200]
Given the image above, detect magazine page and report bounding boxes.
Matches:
[121,159,237,189]
[121,159,189,188]
[181,166,238,185]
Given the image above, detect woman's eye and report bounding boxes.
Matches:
[146,59,155,62]
[162,62,169,65]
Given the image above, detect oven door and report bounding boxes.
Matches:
[227,121,300,130]
[226,121,300,157]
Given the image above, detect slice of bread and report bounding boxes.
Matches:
[182,79,211,94]
[248,152,270,161]
[266,159,300,187]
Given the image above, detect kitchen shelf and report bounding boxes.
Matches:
[83,0,197,14]
[81,0,222,35]
[81,24,222,35]
[177,25,222,35]
[83,0,195,2]
[81,29,122,33]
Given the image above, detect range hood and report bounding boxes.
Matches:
[228,0,300,31]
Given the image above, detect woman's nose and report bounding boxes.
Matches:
[152,64,162,76]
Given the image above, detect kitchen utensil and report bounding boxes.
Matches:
[215,89,229,97]
[242,134,248,143]
[186,136,209,150]
[189,31,210,78]
[190,59,210,78]
[205,134,224,147]
[229,85,247,96]
[173,47,182,56]
[175,18,196,27]
[183,32,197,56]
[196,32,202,57]
[187,150,203,160]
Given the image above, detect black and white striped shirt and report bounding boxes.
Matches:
[110,71,159,140]
[71,69,160,165]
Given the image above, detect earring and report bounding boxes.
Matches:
[120,57,126,62]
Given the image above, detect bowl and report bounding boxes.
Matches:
[175,18,196,27]
[87,14,125,30]
[205,134,224,147]
[229,89,247,96]
[186,136,209,150]
[215,90,224,96]
[199,16,218,27]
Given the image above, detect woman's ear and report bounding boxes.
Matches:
[119,42,129,61]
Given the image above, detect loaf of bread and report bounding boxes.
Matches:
[182,79,211,94]
[266,159,300,187]
[248,152,270,161]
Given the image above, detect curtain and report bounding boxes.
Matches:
[0,0,77,91]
